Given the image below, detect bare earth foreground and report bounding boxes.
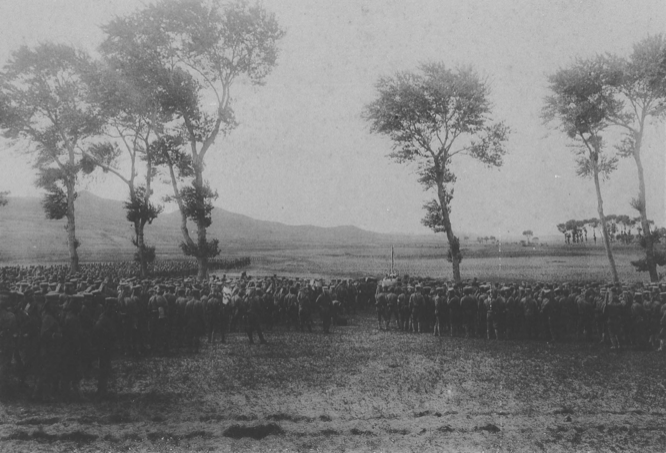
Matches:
[1,311,665,453]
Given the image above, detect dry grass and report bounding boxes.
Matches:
[244,242,650,283]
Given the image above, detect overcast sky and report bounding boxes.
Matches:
[0,0,665,238]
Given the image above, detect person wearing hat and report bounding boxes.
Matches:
[297,285,313,333]
[316,286,333,334]
[603,287,623,350]
[540,289,559,343]
[33,292,62,402]
[458,286,476,339]
[594,288,609,345]
[244,287,267,344]
[148,287,168,353]
[443,286,457,337]
[576,288,595,342]
[521,287,539,340]
[374,285,388,331]
[409,285,425,333]
[94,298,118,398]
[61,294,84,399]
[433,287,447,337]
[486,287,503,341]
[185,288,205,353]
[385,287,399,331]
[174,287,189,348]
[0,291,18,396]
[79,293,96,376]
[657,293,666,352]
[397,287,410,332]
[422,287,436,334]
[206,284,225,345]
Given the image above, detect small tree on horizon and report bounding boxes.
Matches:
[522,229,533,244]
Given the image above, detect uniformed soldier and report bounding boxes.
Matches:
[61,294,83,399]
[433,287,447,337]
[594,287,608,344]
[459,286,477,338]
[576,288,595,342]
[540,289,558,343]
[409,285,425,333]
[316,287,333,334]
[657,293,666,352]
[297,286,313,333]
[386,288,399,330]
[522,288,538,340]
[375,286,387,331]
[447,287,461,337]
[185,289,205,353]
[33,292,62,401]
[148,286,168,353]
[0,291,18,396]
[95,297,117,398]
[398,287,410,331]
[604,288,623,349]
[245,288,267,344]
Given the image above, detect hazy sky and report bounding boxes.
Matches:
[0,0,665,238]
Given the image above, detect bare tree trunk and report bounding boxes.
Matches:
[137,220,148,278]
[65,180,79,274]
[196,220,209,280]
[593,167,619,284]
[437,185,461,283]
[633,146,658,282]
[165,158,197,268]
[194,168,209,281]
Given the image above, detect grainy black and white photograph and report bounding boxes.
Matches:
[0,0,665,451]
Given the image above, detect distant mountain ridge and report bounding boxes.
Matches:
[0,191,437,263]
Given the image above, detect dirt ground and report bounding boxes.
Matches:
[1,311,665,452]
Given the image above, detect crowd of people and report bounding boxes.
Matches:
[0,263,363,401]
[0,262,665,403]
[374,278,666,352]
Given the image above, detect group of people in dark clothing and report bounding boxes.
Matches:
[0,265,357,401]
[1,263,665,403]
[374,279,666,351]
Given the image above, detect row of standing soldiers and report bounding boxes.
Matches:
[0,279,284,400]
[0,275,359,400]
[374,283,666,350]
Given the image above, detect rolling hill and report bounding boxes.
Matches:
[0,192,437,263]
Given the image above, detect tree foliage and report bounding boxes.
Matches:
[0,43,106,272]
[102,0,285,278]
[365,62,509,282]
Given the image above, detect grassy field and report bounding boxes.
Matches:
[240,241,651,283]
[1,311,665,452]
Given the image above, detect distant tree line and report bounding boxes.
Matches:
[556,216,664,246]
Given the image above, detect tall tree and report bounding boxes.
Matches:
[102,0,285,279]
[543,57,621,283]
[603,35,666,281]
[85,46,170,278]
[0,44,106,273]
[365,63,510,282]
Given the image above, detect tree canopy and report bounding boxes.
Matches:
[365,62,510,282]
